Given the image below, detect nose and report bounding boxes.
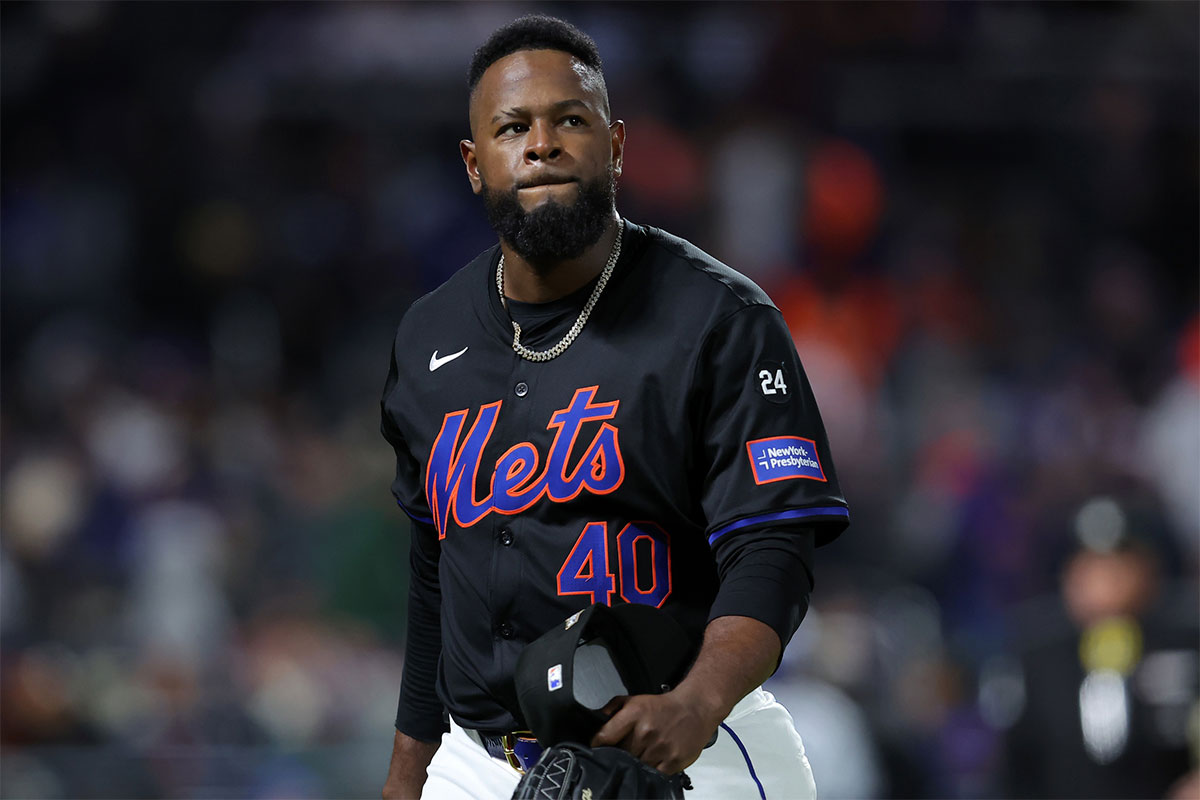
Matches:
[524,120,561,163]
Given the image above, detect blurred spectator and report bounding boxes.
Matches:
[999,496,1199,799]
[1137,314,1200,560]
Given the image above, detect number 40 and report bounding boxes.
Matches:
[557,522,671,608]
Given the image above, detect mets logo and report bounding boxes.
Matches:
[425,386,624,537]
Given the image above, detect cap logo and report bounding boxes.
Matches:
[548,664,563,691]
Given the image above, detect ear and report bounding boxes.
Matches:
[460,139,482,195]
[609,120,626,180]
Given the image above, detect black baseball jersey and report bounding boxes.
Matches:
[381,221,849,734]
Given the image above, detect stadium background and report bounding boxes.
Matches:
[1,2,1197,797]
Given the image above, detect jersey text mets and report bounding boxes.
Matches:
[425,386,624,537]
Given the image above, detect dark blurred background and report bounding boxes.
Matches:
[2,2,1197,798]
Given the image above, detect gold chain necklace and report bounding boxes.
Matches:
[496,219,624,363]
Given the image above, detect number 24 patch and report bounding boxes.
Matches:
[755,359,789,404]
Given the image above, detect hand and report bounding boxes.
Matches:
[589,690,721,775]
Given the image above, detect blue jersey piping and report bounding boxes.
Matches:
[708,506,849,545]
[719,721,767,799]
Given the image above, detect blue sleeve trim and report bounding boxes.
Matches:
[396,498,434,526]
[708,506,849,546]
[719,722,767,799]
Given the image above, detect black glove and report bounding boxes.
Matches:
[511,742,691,800]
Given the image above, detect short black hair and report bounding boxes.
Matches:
[467,14,607,103]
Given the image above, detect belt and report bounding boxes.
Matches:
[464,728,544,773]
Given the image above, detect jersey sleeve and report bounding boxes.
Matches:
[693,304,849,547]
[381,328,447,740]
[381,328,435,527]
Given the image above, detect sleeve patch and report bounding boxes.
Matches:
[754,359,790,405]
[746,436,827,484]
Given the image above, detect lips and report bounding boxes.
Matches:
[518,176,577,189]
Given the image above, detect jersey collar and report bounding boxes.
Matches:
[478,220,647,351]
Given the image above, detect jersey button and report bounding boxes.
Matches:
[497,622,515,639]
[514,382,528,397]
[499,529,514,546]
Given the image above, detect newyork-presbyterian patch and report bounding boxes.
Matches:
[746,436,827,484]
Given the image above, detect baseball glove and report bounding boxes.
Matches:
[511,742,691,800]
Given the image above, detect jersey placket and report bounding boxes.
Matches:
[485,352,542,659]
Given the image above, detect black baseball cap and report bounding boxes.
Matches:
[514,603,698,748]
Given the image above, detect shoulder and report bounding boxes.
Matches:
[635,224,776,313]
[396,244,498,333]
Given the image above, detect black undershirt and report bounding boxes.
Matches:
[502,277,596,345]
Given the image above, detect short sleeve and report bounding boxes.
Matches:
[693,304,849,547]
[381,331,435,527]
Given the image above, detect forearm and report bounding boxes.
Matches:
[394,571,447,739]
[382,730,440,800]
[671,614,780,724]
[708,527,815,665]
[395,520,448,740]
[385,522,445,798]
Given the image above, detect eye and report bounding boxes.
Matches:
[561,115,586,127]
[497,122,528,136]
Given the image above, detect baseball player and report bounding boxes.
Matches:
[380,15,849,800]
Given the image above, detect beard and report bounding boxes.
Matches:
[481,167,616,269]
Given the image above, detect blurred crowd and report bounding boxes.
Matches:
[2,2,1197,798]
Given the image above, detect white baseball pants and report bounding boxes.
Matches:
[420,687,817,800]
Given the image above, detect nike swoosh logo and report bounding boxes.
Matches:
[429,346,469,372]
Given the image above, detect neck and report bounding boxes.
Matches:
[500,212,621,304]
